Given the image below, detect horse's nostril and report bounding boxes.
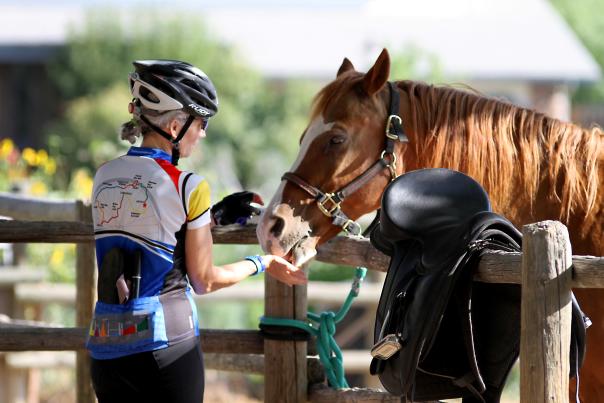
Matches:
[270,216,285,238]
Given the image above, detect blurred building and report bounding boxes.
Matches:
[0,0,601,148]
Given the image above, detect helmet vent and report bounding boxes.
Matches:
[139,86,160,103]
[181,79,202,93]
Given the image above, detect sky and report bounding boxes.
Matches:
[0,0,365,7]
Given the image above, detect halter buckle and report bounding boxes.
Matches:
[342,220,362,236]
[385,115,403,140]
[317,193,341,217]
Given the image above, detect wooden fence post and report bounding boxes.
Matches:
[75,200,96,403]
[264,274,307,402]
[521,221,572,403]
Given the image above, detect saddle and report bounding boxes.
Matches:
[369,168,588,402]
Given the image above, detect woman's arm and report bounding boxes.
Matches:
[185,225,307,294]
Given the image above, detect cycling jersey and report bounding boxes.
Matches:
[86,146,211,359]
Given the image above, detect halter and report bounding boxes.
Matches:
[282,82,408,236]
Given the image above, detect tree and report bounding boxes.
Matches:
[46,10,318,193]
[550,0,604,102]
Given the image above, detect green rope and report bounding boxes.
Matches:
[260,267,367,389]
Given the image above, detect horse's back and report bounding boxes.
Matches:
[566,156,604,401]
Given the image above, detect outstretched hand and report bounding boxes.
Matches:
[263,255,307,286]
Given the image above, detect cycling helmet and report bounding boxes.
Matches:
[129,59,218,118]
[128,60,218,165]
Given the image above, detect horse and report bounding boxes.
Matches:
[256,48,604,400]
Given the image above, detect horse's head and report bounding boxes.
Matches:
[257,49,414,265]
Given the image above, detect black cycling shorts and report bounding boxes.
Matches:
[91,337,204,403]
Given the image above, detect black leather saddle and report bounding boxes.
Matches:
[369,168,588,402]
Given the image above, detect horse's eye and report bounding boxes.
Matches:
[329,135,346,145]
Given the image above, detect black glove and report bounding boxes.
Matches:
[211,191,264,225]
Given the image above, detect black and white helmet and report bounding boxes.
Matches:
[129,59,218,118]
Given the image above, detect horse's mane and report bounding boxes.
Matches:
[398,80,602,219]
[310,75,602,220]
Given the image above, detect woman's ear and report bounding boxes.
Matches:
[168,118,182,139]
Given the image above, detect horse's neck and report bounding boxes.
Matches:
[393,86,603,255]
[391,144,603,256]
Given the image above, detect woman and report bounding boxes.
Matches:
[86,59,307,402]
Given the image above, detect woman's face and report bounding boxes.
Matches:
[173,117,207,158]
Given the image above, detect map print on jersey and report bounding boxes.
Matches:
[93,175,161,240]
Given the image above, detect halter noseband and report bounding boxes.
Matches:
[282,82,408,236]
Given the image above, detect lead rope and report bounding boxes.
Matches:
[260,267,367,389]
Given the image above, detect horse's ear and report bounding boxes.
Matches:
[362,48,390,96]
[337,58,355,77]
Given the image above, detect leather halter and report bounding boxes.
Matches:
[282,82,408,236]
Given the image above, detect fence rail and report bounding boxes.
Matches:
[0,192,79,221]
[2,220,603,283]
[0,193,599,403]
[13,281,386,304]
[0,326,268,354]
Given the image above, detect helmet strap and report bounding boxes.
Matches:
[139,114,173,143]
[171,143,181,166]
[139,114,195,166]
[171,115,195,165]
[174,115,195,144]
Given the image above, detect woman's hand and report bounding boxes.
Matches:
[263,255,307,286]
[211,191,264,225]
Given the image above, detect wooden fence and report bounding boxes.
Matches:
[0,192,603,403]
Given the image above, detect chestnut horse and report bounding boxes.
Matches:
[257,49,604,399]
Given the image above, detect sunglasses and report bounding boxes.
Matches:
[201,119,209,131]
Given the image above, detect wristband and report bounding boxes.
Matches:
[245,255,266,276]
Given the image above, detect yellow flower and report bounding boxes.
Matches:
[29,180,48,196]
[50,247,65,267]
[36,149,48,166]
[0,138,14,159]
[43,158,57,175]
[81,178,93,199]
[72,169,93,200]
[22,148,38,166]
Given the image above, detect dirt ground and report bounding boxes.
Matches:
[37,367,520,403]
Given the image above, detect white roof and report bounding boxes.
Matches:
[0,0,600,82]
[0,4,80,45]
